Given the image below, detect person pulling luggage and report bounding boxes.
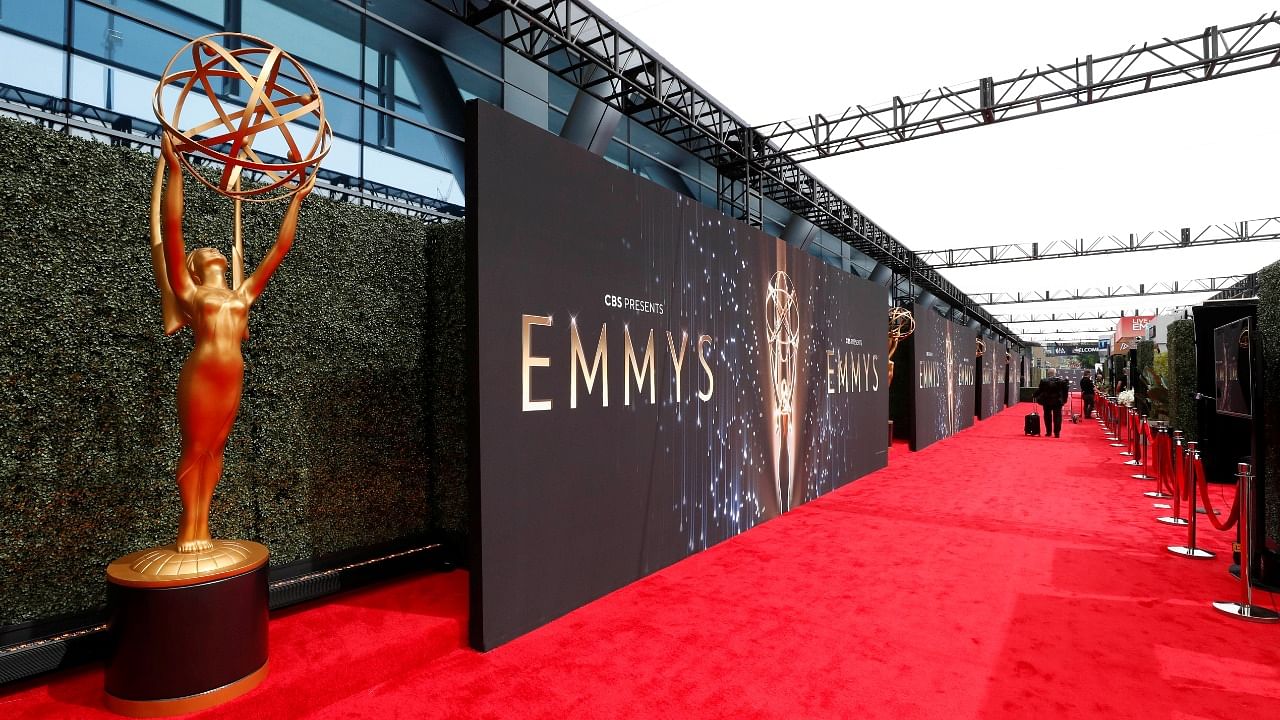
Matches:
[1034,368,1070,438]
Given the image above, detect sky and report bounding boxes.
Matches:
[587,0,1280,343]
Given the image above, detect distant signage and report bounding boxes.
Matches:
[1098,339,1111,351]
[1045,343,1096,356]
[1112,315,1155,346]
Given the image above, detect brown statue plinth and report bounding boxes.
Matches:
[104,541,269,717]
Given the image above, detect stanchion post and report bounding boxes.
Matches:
[1158,435,1189,526]
[1105,398,1120,440]
[1110,404,1127,447]
[1141,423,1167,495]
[1151,427,1173,507]
[1168,448,1214,559]
[1213,463,1280,622]
[1123,414,1144,463]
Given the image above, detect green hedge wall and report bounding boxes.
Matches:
[1166,319,1197,442]
[1258,260,1280,546]
[0,118,466,627]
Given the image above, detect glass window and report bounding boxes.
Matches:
[547,74,576,113]
[393,59,418,106]
[110,0,221,37]
[362,145,462,206]
[365,0,500,76]
[442,56,499,106]
[0,32,65,96]
[365,22,472,138]
[319,93,360,143]
[321,135,360,178]
[362,107,461,171]
[72,2,186,79]
[0,0,66,44]
[360,45,420,109]
[102,61,161,118]
[241,0,360,83]
[154,0,223,25]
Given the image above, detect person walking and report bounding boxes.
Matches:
[1080,370,1096,419]
[1035,368,1069,438]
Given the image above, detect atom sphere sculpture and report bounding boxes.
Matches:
[888,306,916,341]
[153,32,331,201]
[886,306,915,387]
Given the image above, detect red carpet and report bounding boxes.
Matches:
[4,403,1277,719]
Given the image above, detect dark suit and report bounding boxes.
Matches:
[1080,375,1095,418]
[1036,376,1069,437]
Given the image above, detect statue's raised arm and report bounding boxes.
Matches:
[238,173,313,306]
[161,137,197,301]
[147,137,192,335]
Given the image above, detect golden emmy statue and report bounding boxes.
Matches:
[885,306,915,387]
[105,33,330,717]
[125,32,330,569]
[765,268,799,512]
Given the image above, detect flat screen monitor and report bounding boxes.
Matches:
[1214,317,1252,418]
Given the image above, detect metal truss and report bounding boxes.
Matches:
[425,0,1024,345]
[1209,273,1262,301]
[1016,328,1112,336]
[995,309,1179,323]
[917,217,1280,268]
[754,13,1280,164]
[974,275,1254,305]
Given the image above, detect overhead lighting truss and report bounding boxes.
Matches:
[995,308,1182,323]
[973,274,1254,305]
[1016,328,1113,336]
[917,217,1280,268]
[754,13,1280,164]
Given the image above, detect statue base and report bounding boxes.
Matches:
[104,541,269,717]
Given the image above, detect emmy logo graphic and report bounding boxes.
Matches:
[765,271,800,512]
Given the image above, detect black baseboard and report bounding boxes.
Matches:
[0,540,458,687]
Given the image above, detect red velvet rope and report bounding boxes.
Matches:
[1192,457,1240,532]
[1155,434,1173,495]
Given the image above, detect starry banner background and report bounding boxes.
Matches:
[469,101,889,649]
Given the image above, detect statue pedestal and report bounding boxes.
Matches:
[104,541,269,717]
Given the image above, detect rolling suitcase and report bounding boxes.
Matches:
[1024,412,1040,436]
[1069,392,1081,424]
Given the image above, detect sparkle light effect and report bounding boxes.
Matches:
[977,337,1009,419]
[918,307,975,447]
[617,194,887,551]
